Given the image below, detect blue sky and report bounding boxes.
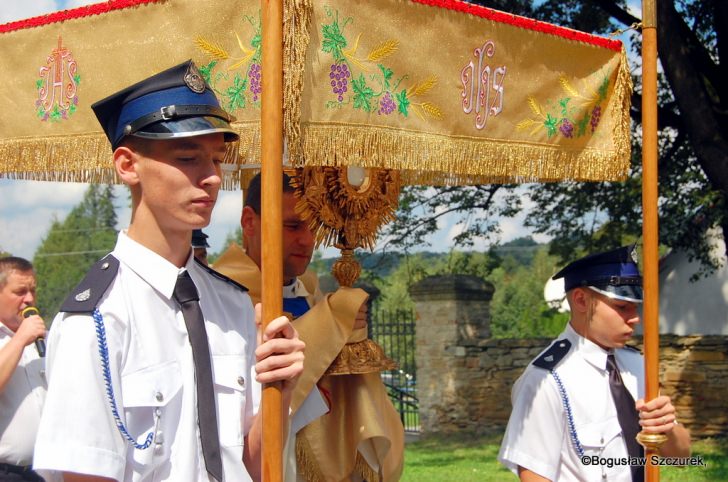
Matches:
[0,0,641,260]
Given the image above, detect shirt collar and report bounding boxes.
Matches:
[113,231,192,300]
[563,322,610,372]
[282,278,311,299]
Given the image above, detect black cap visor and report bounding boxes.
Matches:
[131,115,239,143]
[589,284,643,303]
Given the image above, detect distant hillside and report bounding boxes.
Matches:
[311,236,544,279]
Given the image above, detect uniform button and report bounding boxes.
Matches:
[155,391,164,402]
[101,262,110,270]
[237,376,245,387]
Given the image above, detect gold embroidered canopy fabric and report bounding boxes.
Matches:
[0,0,631,186]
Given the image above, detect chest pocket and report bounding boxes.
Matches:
[578,417,623,454]
[212,355,248,447]
[121,360,183,454]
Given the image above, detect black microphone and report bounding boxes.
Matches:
[21,307,46,357]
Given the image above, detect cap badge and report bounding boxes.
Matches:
[75,288,91,302]
[184,63,206,94]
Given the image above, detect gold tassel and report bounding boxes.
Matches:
[325,339,398,376]
[283,0,314,164]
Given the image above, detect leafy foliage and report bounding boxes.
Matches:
[362,239,567,338]
[33,185,118,319]
[380,185,522,252]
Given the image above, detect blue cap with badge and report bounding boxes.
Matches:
[191,229,210,249]
[91,60,238,149]
[551,245,643,303]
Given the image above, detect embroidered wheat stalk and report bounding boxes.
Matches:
[195,37,230,61]
[367,40,399,62]
[409,76,438,98]
[419,102,443,119]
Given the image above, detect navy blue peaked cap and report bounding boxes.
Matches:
[191,229,210,249]
[92,60,238,149]
[552,245,643,303]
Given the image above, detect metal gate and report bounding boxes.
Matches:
[369,308,419,433]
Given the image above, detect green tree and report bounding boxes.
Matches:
[208,226,242,265]
[384,0,727,276]
[33,185,117,319]
[368,249,501,313]
[487,247,569,338]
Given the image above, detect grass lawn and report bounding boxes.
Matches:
[402,434,728,482]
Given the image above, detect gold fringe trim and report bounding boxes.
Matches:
[283,0,313,164]
[325,339,398,376]
[296,430,382,482]
[614,47,634,167]
[296,432,327,482]
[354,451,382,482]
[0,133,117,184]
[0,124,262,189]
[298,121,631,185]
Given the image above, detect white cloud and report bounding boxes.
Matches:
[0,206,64,258]
[0,0,58,23]
[62,0,101,9]
[0,180,87,210]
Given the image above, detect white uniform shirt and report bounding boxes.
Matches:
[498,323,644,481]
[34,232,258,482]
[0,323,47,466]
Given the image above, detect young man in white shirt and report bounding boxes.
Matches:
[33,60,306,482]
[499,246,691,482]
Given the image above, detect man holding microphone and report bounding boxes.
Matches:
[0,256,46,481]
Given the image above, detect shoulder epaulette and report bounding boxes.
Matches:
[533,338,572,370]
[60,255,120,313]
[198,258,249,292]
[623,344,642,354]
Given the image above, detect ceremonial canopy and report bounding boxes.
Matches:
[0,0,631,186]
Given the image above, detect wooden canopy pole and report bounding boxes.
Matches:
[637,1,667,480]
[261,0,284,480]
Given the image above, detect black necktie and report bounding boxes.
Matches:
[606,354,644,482]
[173,271,223,482]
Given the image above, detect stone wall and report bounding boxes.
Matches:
[410,274,728,439]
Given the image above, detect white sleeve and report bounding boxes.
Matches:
[498,367,566,481]
[33,311,129,481]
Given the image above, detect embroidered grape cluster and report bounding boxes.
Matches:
[590,105,602,132]
[378,92,396,115]
[559,118,574,138]
[248,63,262,102]
[329,63,350,102]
